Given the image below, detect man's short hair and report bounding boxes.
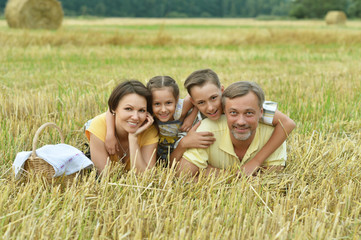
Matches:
[184,69,221,95]
[222,81,265,110]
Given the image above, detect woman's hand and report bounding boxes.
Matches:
[132,112,154,137]
[127,112,157,172]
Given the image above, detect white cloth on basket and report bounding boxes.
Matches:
[13,143,93,180]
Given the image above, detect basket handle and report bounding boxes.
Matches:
[32,122,65,158]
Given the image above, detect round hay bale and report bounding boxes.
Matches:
[325,11,347,25]
[5,0,63,30]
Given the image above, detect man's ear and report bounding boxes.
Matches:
[221,85,225,93]
[259,107,264,118]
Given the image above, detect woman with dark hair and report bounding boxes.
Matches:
[85,80,159,173]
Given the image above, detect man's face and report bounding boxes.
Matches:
[224,92,263,142]
[189,82,224,121]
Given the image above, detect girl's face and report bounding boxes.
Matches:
[114,93,147,134]
[151,87,177,122]
[190,82,223,121]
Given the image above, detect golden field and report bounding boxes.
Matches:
[0,18,361,239]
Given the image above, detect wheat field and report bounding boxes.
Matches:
[0,18,361,239]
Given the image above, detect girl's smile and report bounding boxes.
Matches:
[152,87,177,122]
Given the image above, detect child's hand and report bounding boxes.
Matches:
[179,117,194,132]
[240,160,261,176]
[105,134,119,156]
[180,122,216,149]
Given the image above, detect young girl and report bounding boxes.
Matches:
[105,76,215,167]
[146,76,203,166]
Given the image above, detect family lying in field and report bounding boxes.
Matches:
[84,69,296,178]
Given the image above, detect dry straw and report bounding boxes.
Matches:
[325,11,347,25]
[5,0,63,30]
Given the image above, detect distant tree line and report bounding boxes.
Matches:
[1,0,361,18]
[55,0,294,18]
[290,0,361,18]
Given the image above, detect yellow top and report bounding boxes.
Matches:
[85,113,159,147]
[183,115,286,169]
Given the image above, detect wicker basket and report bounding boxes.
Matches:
[23,122,76,183]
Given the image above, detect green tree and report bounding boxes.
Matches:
[348,0,361,17]
[94,3,106,16]
[290,0,348,18]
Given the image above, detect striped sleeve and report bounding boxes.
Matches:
[260,101,277,126]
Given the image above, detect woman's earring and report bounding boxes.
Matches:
[112,112,115,116]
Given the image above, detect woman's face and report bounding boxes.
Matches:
[114,93,148,134]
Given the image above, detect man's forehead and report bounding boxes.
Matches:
[225,92,261,110]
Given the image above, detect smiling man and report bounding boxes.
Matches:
[176,81,287,177]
